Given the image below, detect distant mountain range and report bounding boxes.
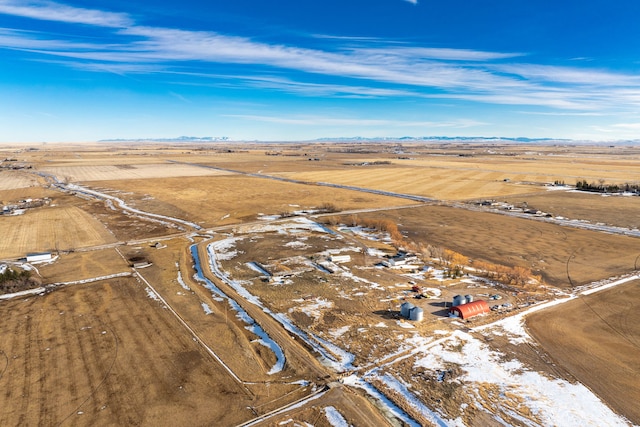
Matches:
[99,135,639,144]
[99,136,229,142]
[313,136,567,143]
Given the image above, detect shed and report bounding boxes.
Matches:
[330,255,351,263]
[449,300,490,320]
[26,252,52,263]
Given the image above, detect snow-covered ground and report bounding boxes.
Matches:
[404,329,632,426]
[199,216,639,426]
[323,406,350,427]
[206,232,356,373]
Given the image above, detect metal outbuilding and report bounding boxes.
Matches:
[26,252,52,263]
[449,300,490,319]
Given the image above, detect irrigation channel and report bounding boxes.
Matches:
[191,241,421,426]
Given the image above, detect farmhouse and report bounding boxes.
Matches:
[450,300,490,320]
[26,252,52,263]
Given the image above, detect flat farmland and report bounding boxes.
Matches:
[40,163,232,182]
[271,152,640,200]
[92,175,416,227]
[37,249,129,283]
[278,165,544,200]
[0,170,40,190]
[357,204,640,287]
[527,280,640,424]
[502,190,640,230]
[0,278,254,426]
[0,205,117,258]
[2,141,638,426]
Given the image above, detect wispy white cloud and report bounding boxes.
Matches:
[612,122,640,129]
[352,46,524,61]
[224,114,485,128]
[404,0,419,5]
[0,0,132,27]
[495,63,640,86]
[517,111,607,117]
[2,1,640,115]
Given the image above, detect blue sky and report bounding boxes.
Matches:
[1,0,640,142]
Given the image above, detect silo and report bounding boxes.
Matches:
[409,307,424,322]
[452,295,467,307]
[465,294,474,303]
[400,302,415,318]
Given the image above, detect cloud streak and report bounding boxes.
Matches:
[1,1,640,115]
[0,0,132,27]
[224,114,483,128]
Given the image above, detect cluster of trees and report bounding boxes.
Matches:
[322,215,405,244]
[419,244,541,287]
[472,260,541,288]
[576,179,640,194]
[321,215,543,288]
[0,267,40,294]
[349,216,404,244]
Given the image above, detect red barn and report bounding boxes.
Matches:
[450,300,490,319]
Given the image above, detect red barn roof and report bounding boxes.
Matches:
[450,300,490,319]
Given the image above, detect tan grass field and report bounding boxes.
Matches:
[37,248,129,283]
[0,205,117,258]
[527,280,640,424]
[93,175,416,227]
[40,163,232,182]
[279,166,544,200]
[277,153,640,201]
[0,170,40,190]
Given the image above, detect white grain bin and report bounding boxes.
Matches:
[452,295,467,307]
[400,302,415,318]
[464,294,474,303]
[409,307,424,322]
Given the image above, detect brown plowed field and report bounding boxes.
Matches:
[527,280,640,424]
[0,278,254,426]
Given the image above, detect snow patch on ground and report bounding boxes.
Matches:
[145,286,160,301]
[412,330,631,426]
[396,321,414,329]
[294,298,333,320]
[372,373,461,427]
[342,375,420,427]
[211,236,244,260]
[329,325,350,338]
[284,240,310,249]
[324,406,350,427]
[176,270,190,290]
[201,302,213,315]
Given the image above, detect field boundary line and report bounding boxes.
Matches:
[132,268,254,396]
